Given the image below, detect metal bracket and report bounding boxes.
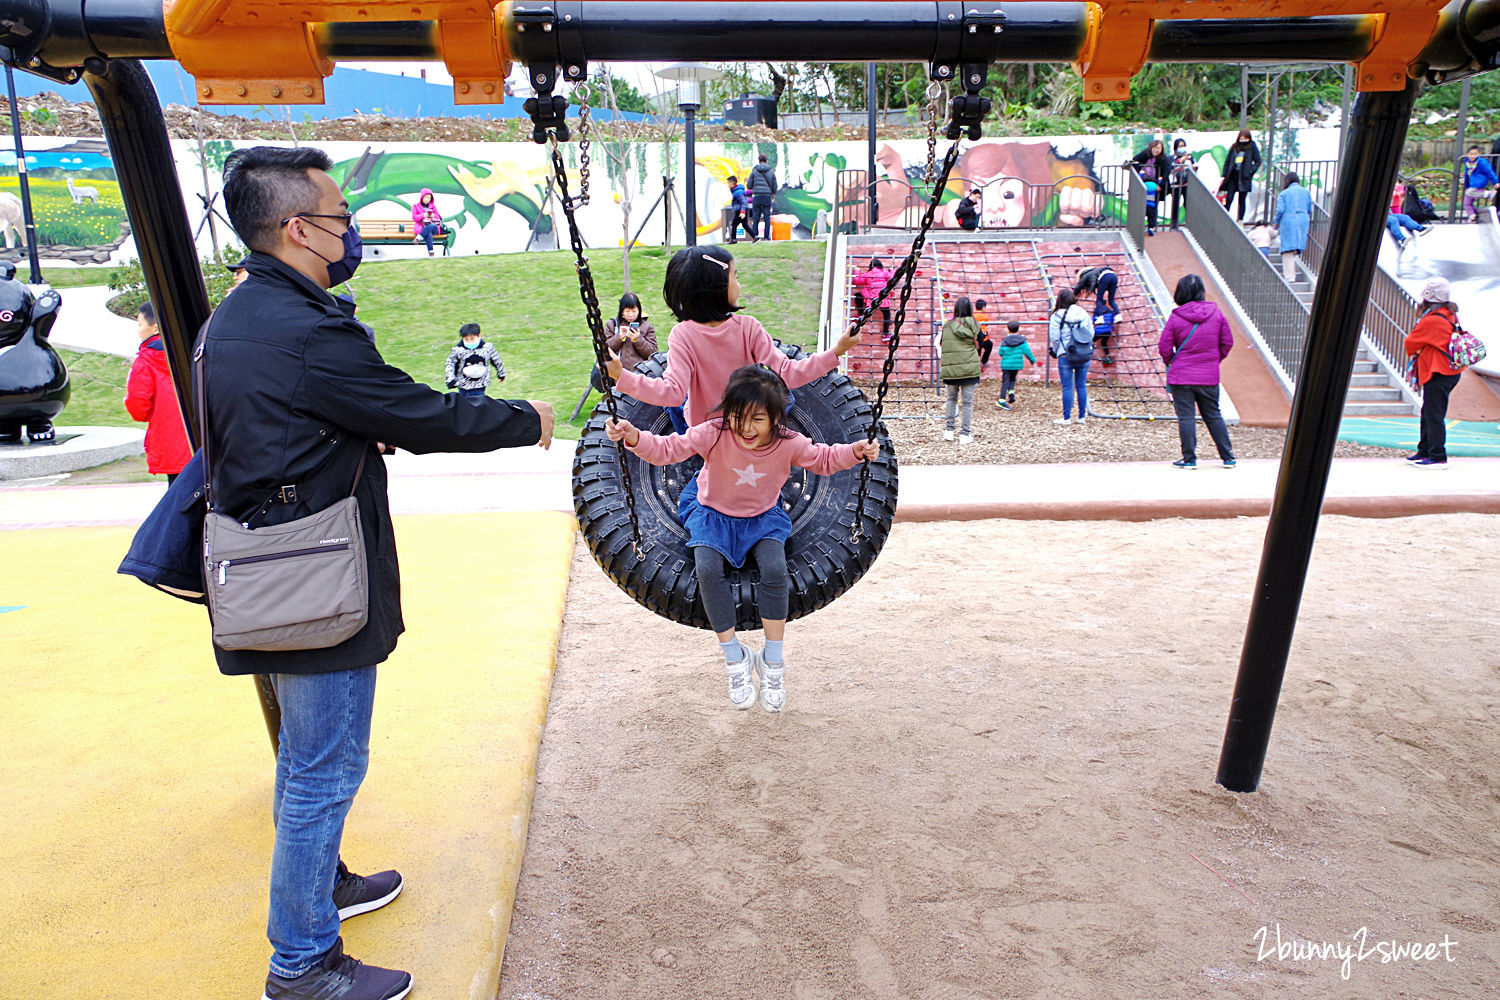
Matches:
[946,61,992,141]
[514,4,572,143]
[523,64,569,143]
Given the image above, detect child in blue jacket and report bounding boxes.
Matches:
[726,175,753,243]
[995,320,1036,410]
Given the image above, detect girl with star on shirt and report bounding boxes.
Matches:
[607,366,877,714]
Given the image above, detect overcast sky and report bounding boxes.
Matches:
[343,60,699,101]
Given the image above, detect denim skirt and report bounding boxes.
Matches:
[678,474,792,568]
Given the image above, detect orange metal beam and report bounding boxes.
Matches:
[162,0,510,105]
[161,0,1451,108]
[1075,0,1448,100]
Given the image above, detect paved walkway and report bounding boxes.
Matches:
[46,283,139,356]
[5,444,1498,530]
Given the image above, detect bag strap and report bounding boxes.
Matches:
[1169,322,1202,365]
[195,320,369,518]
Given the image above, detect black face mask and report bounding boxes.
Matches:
[302,218,364,286]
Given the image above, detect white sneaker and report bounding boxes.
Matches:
[942,429,955,441]
[958,433,973,445]
[753,649,785,713]
[1052,417,1073,425]
[724,647,756,710]
[1074,416,1087,425]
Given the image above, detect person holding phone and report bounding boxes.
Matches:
[594,292,660,392]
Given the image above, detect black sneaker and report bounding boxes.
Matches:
[263,938,411,1000]
[333,861,403,921]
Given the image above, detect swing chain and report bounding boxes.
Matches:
[923,81,942,184]
[548,134,644,556]
[849,138,963,543]
[574,84,592,207]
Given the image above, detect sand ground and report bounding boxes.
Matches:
[499,514,1498,1000]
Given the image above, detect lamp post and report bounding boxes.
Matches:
[655,63,723,247]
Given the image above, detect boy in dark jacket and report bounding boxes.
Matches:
[995,320,1036,409]
[726,174,753,243]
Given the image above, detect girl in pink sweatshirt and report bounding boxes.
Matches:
[607,366,878,714]
[604,244,862,428]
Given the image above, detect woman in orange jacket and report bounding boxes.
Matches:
[1402,276,1464,468]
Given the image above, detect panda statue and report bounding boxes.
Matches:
[0,260,70,443]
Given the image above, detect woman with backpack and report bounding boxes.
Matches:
[939,296,983,444]
[1047,288,1094,425]
[1157,274,1236,470]
[1218,130,1262,223]
[1402,277,1465,468]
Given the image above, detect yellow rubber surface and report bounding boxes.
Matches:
[1,511,575,998]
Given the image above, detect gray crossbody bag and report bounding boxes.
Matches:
[196,337,370,651]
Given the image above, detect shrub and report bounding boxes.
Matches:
[106,245,248,318]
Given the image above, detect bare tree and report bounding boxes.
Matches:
[593,71,636,290]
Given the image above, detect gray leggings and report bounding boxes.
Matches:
[693,540,789,633]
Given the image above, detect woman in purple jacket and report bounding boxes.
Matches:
[1158,274,1236,469]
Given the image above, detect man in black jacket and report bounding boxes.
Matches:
[748,152,778,241]
[956,188,982,230]
[208,146,553,1000]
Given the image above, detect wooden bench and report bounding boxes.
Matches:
[357,218,455,256]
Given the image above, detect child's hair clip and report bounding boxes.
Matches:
[701,254,729,270]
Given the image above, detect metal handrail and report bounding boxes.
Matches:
[1125,167,1147,250]
[1275,159,1340,209]
[1361,265,1419,374]
[1182,169,1309,382]
[868,166,1132,232]
[1259,195,1417,392]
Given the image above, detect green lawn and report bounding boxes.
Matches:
[57,241,828,442]
[56,348,135,427]
[19,266,117,289]
[352,240,827,439]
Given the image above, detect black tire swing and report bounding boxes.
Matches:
[556,133,964,631]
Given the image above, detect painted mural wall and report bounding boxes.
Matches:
[0,129,1344,266]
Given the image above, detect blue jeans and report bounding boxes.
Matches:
[750,199,773,240]
[1093,270,1118,315]
[1385,213,1422,241]
[1056,351,1091,419]
[268,666,377,977]
[419,221,443,252]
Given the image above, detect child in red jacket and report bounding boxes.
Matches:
[124,302,192,482]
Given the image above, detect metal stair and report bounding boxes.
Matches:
[1269,245,1417,416]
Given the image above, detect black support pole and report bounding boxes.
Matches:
[83,57,282,756]
[83,57,206,440]
[4,62,44,283]
[867,61,878,229]
[682,105,696,247]
[1217,79,1420,794]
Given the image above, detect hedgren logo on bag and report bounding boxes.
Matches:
[319,537,351,545]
